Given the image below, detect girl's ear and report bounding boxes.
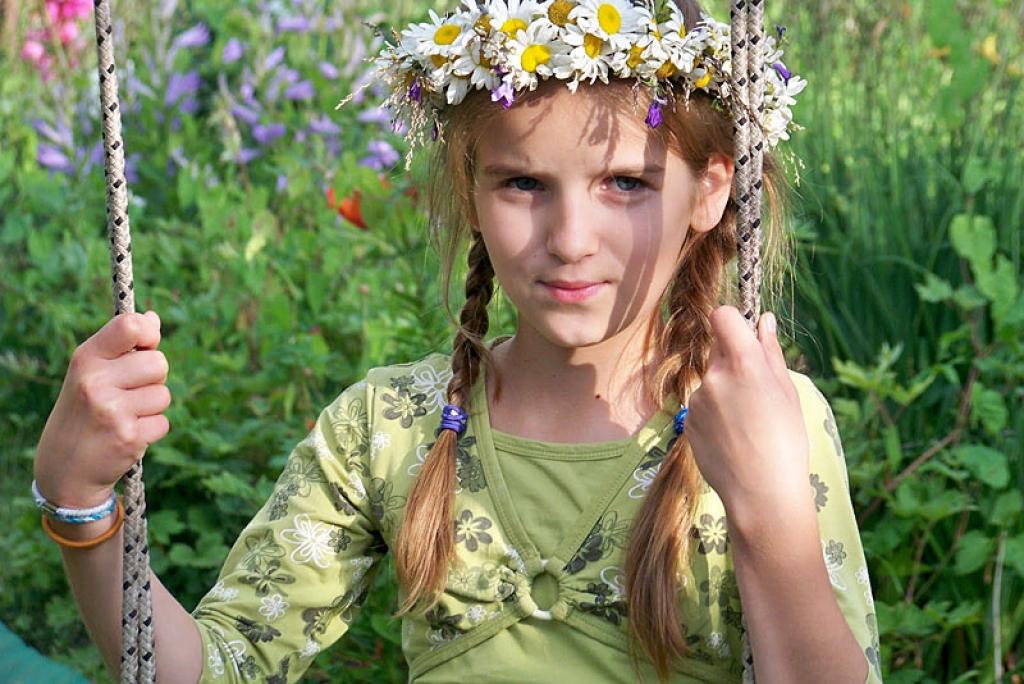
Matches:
[689,153,735,234]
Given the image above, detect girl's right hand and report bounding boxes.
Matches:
[33,310,172,509]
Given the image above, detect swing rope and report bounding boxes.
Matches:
[88,0,765,680]
[730,0,767,680]
[90,0,156,681]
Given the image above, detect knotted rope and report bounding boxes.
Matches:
[730,0,767,681]
[90,0,156,681]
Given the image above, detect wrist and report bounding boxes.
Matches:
[32,476,115,511]
[725,488,819,547]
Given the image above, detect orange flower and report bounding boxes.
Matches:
[325,186,368,230]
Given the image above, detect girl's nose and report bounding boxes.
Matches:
[545,189,600,264]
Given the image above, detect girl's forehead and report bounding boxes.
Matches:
[476,85,670,170]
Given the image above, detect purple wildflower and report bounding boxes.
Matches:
[31,118,72,146]
[172,23,210,51]
[37,143,74,173]
[408,78,422,103]
[772,61,792,84]
[222,38,245,64]
[775,24,787,41]
[491,81,514,109]
[318,61,339,80]
[277,16,311,33]
[236,147,261,164]
[284,80,315,100]
[231,103,261,126]
[308,114,340,136]
[253,122,287,146]
[179,96,199,114]
[358,139,399,171]
[276,174,288,193]
[645,99,663,128]
[356,105,392,127]
[263,46,286,71]
[165,70,201,108]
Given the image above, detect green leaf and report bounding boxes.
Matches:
[1005,534,1024,578]
[915,272,955,303]
[953,444,1010,489]
[883,424,903,470]
[989,490,1023,527]
[962,157,990,194]
[952,285,988,310]
[970,382,1008,435]
[918,489,970,521]
[954,530,994,575]
[949,214,995,268]
[976,255,1019,324]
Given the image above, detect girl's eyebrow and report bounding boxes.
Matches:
[480,162,665,177]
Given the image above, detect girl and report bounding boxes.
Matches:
[32,0,881,681]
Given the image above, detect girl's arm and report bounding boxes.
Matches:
[727,372,880,684]
[50,517,203,684]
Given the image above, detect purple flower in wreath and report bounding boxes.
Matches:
[408,78,422,103]
[491,80,514,109]
[645,99,663,128]
[772,61,792,85]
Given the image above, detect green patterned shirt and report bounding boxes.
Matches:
[191,349,882,682]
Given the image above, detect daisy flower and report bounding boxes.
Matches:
[401,8,472,60]
[485,0,552,40]
[554,22,615,91]
[451,33,503,91]
[569,0,649,51]
[503,18,570,91]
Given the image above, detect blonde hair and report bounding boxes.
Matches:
[393,1,792,679]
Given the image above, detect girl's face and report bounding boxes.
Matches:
[470,82,733,353]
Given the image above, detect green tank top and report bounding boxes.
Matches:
[190,348,883,683]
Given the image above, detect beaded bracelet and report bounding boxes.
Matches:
[31,479,117,524]
[41,498,125,550]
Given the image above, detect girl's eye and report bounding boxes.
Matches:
[505,177,540,192]
[610,176,645,192]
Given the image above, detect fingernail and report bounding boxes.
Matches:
[765,312,776,334]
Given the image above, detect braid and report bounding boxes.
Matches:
[394,232,495,616]
[624,229,730,681]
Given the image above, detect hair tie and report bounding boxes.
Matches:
[437,404,468,436]
[673,406,689,436]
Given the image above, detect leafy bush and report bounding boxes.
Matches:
[1,0,1021,682]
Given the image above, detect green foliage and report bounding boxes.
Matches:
[1,0,1022,682]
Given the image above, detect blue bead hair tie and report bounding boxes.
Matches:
[673,406,689,435]
[438,403,468,436]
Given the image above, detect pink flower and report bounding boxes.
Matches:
[58,21,79,44]
[21,39,46,62]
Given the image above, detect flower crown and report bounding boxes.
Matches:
[337,0,807,169]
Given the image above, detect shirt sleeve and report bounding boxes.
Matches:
[190,379,387,683]
[793,372,883,683]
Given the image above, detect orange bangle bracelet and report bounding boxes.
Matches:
[41,497,125,549]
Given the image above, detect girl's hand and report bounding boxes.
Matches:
[684,305,811,533]
[33,311,172,509]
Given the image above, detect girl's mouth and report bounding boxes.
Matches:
[540,280,606,303]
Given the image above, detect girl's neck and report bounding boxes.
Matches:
[485,323,664,443]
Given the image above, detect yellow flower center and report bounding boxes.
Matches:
[548,0,575,26]
[695,67,713,88]
[475,14,492,33]
[656,60,677,78]
[434,23,461,45]
[480,53,493,68]
[430,54,448,68]
[597,3,621,35]
[584,33,603,58]
[626,44,644,68]
[521,44,551,72]
[501,17,528,36]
